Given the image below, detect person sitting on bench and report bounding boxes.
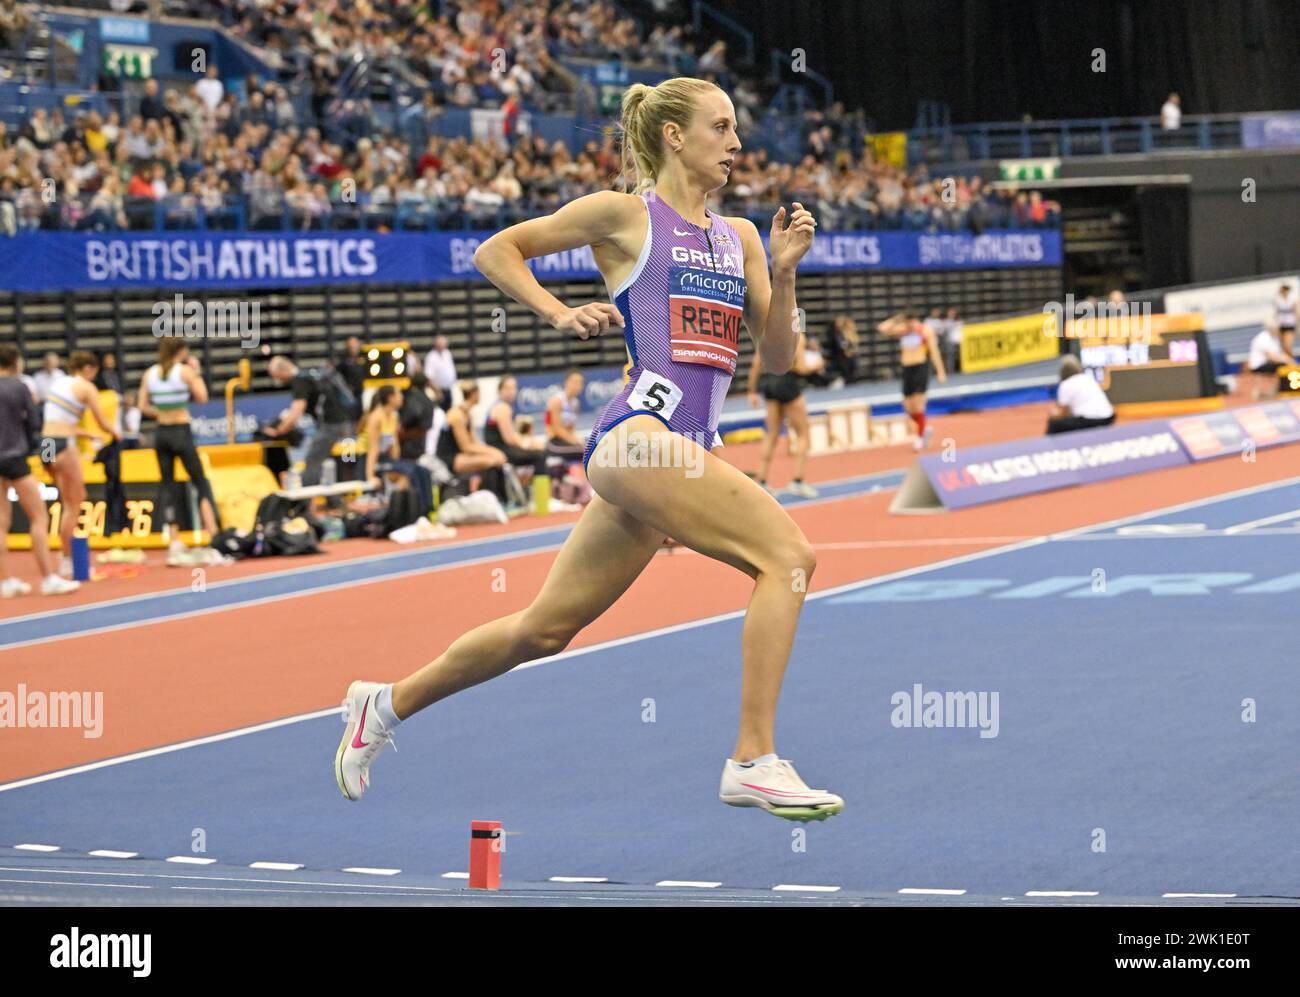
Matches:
[1046,355,1116,435]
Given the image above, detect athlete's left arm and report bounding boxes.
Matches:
[731,215,793,375]
[925,325,947,381]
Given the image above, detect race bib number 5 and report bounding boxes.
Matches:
[668,267,746,374]
[628,369,683,421]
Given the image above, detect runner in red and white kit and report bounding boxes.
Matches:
[334,77,842,822]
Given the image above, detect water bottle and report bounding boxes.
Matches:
[286,469,302,491]
[322,459,337,486]
[532,473,550,516]
[71,536,91,581]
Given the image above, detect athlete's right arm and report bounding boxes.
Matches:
[876,313,906,337]
[473,190,634,338]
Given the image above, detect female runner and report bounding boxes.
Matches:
[335,77,843,821]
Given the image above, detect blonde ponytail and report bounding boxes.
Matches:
[618,77,724,194]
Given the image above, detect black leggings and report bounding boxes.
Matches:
[155,423,218,529]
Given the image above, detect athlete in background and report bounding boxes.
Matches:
[878,310,947,450]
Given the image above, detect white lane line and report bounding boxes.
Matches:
[1115,523,1207,535]
[13,843,60,852]
[441,872,469,879]
[774,884,842,893]
[343,867,401,877]
[1224,507,1300,533]
[899,887,968,895]
[5,472,1299,797]
[656,880,721,888]
[249,861,304,871]
[166,856,217,865]
[88,850,138,859]
[0,876,151,890]
[0,467,902,650]
[0,706,342,794]
[1163,892,1238,899]
[1025,890,1099,897]
[549,876,609,883]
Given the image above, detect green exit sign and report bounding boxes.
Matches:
[999,158,1060,181]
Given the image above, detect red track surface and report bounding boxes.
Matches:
[3,399,1297,784]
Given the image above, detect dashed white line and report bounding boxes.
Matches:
[343,867,401,877]
[13,843,60,852]
[1163,892,1238,899]
[166,856,217,865]
[549,876,609,883]
[441,871,469,879]
[774,884,841,893]
[656,880,721,888]
[88,850,138,859]
[899,887,967,896]
[249,861,304,871]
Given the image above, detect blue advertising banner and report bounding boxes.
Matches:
[1241,113,1300,150]
[899,419,1190,511]
[509,365,625,417]
[189,391,295,446]
[0,228,1062,293]
[1170,399,1300,460]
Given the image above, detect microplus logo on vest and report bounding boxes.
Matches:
[49,928,151,977]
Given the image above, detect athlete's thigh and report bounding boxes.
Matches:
[524,491,666,634]
[587,415,810,579]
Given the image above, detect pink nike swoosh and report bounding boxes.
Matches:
[351,697,371,749]
[740,782,818,799]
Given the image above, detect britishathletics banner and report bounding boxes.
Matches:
[0,227,1062,293]
[891,419,1190,512]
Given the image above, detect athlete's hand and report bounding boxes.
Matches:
[551,302,624,340]
[748,392,761,409]
[769,202,816,276]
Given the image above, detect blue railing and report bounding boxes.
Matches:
[692,0,755,64]
[910,112,1275,164]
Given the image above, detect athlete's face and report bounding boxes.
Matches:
[669,91,741,194]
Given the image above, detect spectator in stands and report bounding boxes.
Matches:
[31,352,62,402]
[398,370,437,460]
[0,343,78,597]
[544,369,586,469]
[484,374,548,481]
[0,0,34,51]
[1273,284,1296,357]
[95,351,125,397]
[359,384,403,490]
[335,335,367,398]
[139,79,166,123]
[424,334,458,413]
[1160,92,1181,131]
[1047,355,1115,434]
[264,355,360,486]
[195,65,225,114]
[822,316,859,388]
[945,307,964,373]
[434,380,510,504]
[1245,323,1293,400]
